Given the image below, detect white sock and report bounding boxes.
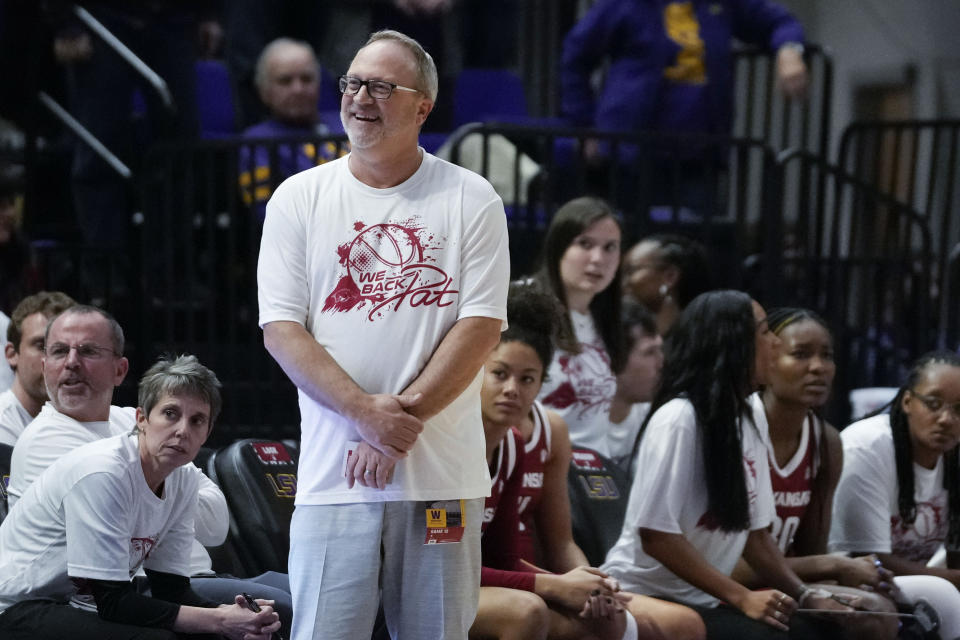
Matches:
[621,610,639,640]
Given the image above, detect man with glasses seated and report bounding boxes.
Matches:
[258,29,509,640]
[7,305,294,636]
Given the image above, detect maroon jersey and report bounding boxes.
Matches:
[769,414,818,554]
[481,427,540,590]
[516,401,553,562]
[482,427,522,534]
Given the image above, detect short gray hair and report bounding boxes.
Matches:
[138,354,223,427]
[46,305,124,355]
[254,37,319,93]
[364,30,438,102]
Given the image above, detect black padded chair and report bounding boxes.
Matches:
[0,443,12,524]
[567,447,631,567]
[209,439,298,577]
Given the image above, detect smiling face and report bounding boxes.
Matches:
[138,392,212,485]
[42,311,128,422]
[767,319,836,409]
[260,43,319,125]
[558,216,621,306]
[481,341,545,434]
[340,39,432,152]
[902,363,960,468]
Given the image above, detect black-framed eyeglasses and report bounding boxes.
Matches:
[45,342,120,362]
[338,75,420,100]
[910,390,960,419]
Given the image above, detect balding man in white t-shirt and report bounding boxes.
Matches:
[258,29,509,640]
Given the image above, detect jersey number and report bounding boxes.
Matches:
[771,515,801,553]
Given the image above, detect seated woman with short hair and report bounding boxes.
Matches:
[0,355,281,640]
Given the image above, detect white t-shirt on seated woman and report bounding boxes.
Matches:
[601,397,775,607]
[539,310,618,453]
[0,433,197,614]
[829,413,948,563]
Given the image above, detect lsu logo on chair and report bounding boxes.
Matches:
[266,472,297,499]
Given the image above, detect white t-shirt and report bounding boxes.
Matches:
[258,151,509,505]
[8,403,227,574]
[601,398,775,607]
[830,413,948,563]
[0,389,32,447]
[0,434,197,613]
[539,310,618,451]
[598,402,650,469]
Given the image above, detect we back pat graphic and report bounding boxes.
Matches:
[323,217,458,320]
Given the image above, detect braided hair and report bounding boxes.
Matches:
[643,234,711,308]
[764,307,834,550]
[638,290,758,532]
[884,351,960,551]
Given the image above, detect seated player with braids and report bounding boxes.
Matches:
[831,350,960,637]
[470,282,705,640]
[734,308,899,640]
[602,291,847,640]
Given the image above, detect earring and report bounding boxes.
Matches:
[659,284,669,297]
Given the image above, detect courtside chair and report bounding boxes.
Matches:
[208,439,299,577]
[567,447,631,567]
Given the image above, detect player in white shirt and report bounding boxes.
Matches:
[831,351,960,638]
[0,355,281,640]
[602,291,846,639]
[0,291,75,446]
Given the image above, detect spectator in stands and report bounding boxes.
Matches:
[7,305,293,633]
[257,30,509,639]
[606,300,662,470]
[0,291,76,445]
[0,354,282,640]
[602,290,846,639]
[622,234,711,336]
[736,308,900,639]
[830,350,960,636]
[536,196,625,453]
[473,281,705,640]
[560,0,808,211]
[239,37,346,221]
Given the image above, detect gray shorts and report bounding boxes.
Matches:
[288,498,483,640]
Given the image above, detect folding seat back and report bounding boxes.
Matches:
[567,447,630,567]
[0,443,12,523]
[211,439,298,575]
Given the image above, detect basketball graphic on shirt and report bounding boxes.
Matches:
[324,216,458,318]
[347,223,421,280]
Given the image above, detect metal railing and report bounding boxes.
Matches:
[21,125,923,436]
[838,119,960,349]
